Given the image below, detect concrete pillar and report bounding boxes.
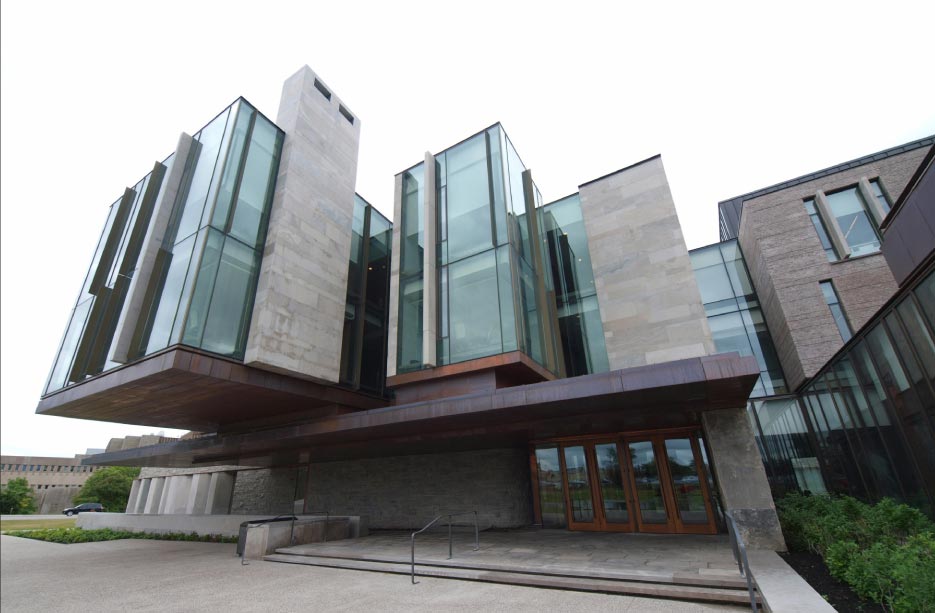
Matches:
[422,151,437,368]
[245,65,361,382]
[143,477,165,514]
[166,475,192,514]
[205,472,235,515]
[108,133,196,363]
[157,477,175,514]
[186,473,211,515]
[134,478,152,514]
[386,173,404,378]
[702,407,786,551]
[125,479,142,513]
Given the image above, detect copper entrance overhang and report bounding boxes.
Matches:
[35,346,384,432]
[81,353,759,468]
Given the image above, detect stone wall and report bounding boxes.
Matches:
[578,156,714,370]
[306,448,532,530]
[229,467,298,516]
[738,145,929,389]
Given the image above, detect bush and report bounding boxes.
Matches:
[5,527,236,544]
[777,493,935,612]
[0,478,37,515]
[73,466,141,511]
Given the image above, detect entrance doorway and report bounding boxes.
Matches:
[532,430,718,535]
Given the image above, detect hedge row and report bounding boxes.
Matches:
[777,493,935,612]
[5,527,237,544]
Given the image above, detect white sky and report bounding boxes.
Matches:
[2,1,934,458]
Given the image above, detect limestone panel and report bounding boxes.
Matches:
[578,156,714,370]
[386,174,403,378]
[245,65,361,382]
[737,146,929,388]
[305,448,532,530]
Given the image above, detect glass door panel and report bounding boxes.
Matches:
[594,442,630,525]
[534,447,567,528]
[628,440,668,526]
[664,438,709,525]
[563,446,594,523]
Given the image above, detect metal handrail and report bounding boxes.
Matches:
[299,510,331,544]
[725,511,758,612]
[410,511,479,584]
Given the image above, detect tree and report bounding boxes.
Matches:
[1,478,37,514]
[73,466,140,512]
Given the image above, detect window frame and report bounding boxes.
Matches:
[804,176,890,261]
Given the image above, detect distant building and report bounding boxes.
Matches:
[1,434,176,513]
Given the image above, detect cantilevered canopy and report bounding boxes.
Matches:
[36,347,384,432]
[80,353,759,468]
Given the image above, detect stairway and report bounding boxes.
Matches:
[264,548,759,606]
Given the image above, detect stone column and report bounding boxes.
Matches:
[125,479,142,513]
[386,174,404,378]
[245,65,361,382]
[702,407,786,551]
[134,478,152,514]
[422,151,437,367]
[186,473,212,515]
[205,472,235,515]
[108,133,196,363]
[143,477,165,514]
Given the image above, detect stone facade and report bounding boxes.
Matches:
[245,65,360,383]
[579,156,714,370]
[737,145,930,389]
[229,467,299,516]
[306,448,532,530]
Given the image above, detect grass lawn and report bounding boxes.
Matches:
[0,518,76,531]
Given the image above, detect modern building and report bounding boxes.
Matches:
[34,65,934,551]
[695,137,935,517]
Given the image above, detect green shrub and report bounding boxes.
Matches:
[5,527,236,544]
[777,493,935,612]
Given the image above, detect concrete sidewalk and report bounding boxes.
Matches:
[0,535,744,612]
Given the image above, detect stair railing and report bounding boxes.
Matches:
[725,511,759,612]
[410,510,479,585]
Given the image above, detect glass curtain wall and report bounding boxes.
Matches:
[45,161,171,393]
[135,99,283,361]
[340,195,392,395]
[748,266,935,518]
[689,240,787,396]
[539,194,609,376]
[396,124,558,373]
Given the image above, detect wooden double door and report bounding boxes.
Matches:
[533,431,718,534]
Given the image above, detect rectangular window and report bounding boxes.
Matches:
[820,280,852,342]
[824,187,881,257]
[869,179,890,215]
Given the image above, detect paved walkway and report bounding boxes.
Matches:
[0,535,744,612]
[281,529,744,584]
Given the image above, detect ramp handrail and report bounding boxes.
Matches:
[725,511,758,612]
[410,510,479,584]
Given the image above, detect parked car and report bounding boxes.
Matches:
[62,502,104,516]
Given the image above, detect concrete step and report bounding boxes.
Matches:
[264,553,759,606]
[270,546,749,589]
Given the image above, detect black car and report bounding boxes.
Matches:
[62,502,104,516]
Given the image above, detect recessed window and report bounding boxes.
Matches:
[313,78,331,101]
[339,104,354,125]
[803,177,888,261]
[820,280,852,342]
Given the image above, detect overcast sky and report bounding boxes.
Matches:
[2,1,933,458]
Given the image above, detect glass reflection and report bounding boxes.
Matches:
[563,446,594,522]
[535,447,567,528]
[595,443,628,523]
[664,439,708,524]
[629,441,667,524]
